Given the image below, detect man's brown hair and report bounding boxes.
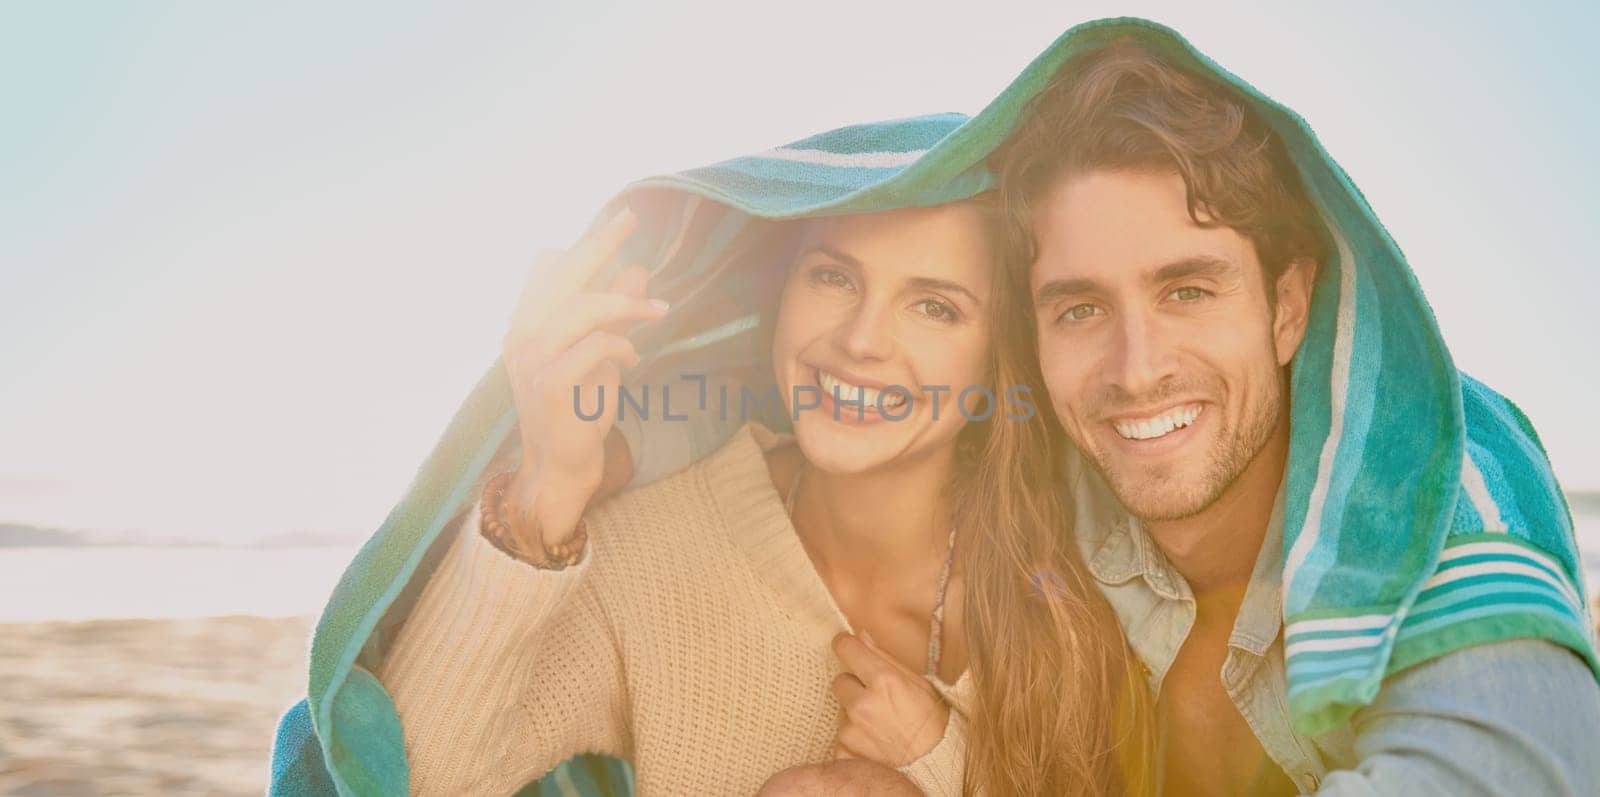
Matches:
[993,41,1328,285]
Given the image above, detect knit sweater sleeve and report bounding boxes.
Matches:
[897,701,968,797]
[376,498,630,796]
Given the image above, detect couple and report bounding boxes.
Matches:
[270,19,1600,796]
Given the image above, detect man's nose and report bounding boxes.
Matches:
[836,300,895,361]
[1108,311,1176,397]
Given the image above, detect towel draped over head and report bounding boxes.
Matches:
[270,17,1597,796]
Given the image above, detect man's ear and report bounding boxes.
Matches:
[1272,258,1318,366]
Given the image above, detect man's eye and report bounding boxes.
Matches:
[1060,303,1101,322]
[1170,286,1210,302]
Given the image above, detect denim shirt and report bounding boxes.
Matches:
[1066,456,1600,796]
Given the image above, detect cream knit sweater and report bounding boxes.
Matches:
[378,423,970,796]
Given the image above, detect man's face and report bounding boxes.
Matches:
[1029,169,1311,521]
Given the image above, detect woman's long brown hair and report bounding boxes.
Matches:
[955,195,1156,796]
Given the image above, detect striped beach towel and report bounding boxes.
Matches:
[269,16,1597,795]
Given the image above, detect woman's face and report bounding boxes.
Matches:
[772,203,996,476]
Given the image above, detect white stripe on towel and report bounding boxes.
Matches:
[1284,215,1359,592]
[1433,540,1581,607]
[1286,613,1393,637]
[1285,632,1389,659]
[752,147,929,168]
[1459,449,1508,532]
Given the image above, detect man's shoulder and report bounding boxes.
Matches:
[1375,637,1598,709]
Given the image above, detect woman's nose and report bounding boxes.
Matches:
[836,302,895,361]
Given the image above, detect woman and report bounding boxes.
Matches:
[374,193,1148,795]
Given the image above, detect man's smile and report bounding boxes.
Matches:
[1109,402,1203,441]
[1098,402,1208,456]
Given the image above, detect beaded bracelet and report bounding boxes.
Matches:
[477,469,588,569]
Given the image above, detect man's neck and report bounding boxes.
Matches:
[1144,416,1289,601]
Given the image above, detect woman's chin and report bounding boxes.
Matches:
[792,417,925,476]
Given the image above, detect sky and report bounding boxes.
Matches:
[2,1,1597,542]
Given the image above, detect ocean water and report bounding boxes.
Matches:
[1,499,1597,623]
[0,545,357,622]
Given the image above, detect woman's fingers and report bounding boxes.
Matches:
[829,631,949,769]
[607,263,650,300]
[831,632,897,686]
[504,206,661,363]
[507,249,565,327]
[506,291,666,366]
[513,210,635,323]
[600,265,657,336]
[859,630,922,680]
[538,331,639,396]
[569,208,638,282]
[831,671,868,708]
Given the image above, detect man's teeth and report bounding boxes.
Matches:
[1113,405,1201,441]
[817,369,905,409]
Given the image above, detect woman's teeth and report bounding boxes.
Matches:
[1113,404,1201,441]
[816,369,905,409]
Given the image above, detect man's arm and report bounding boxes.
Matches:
[1315,638,1600,795]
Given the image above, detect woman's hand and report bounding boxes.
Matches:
[830,631,951,768]
[501,209,668,547]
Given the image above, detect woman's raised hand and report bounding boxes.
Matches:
[501,209,669,548]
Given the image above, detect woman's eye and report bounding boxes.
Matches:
[914,299,959,322]
[1169,286,1210,302]
[812,267,852,290]
[1060,303,1101,322]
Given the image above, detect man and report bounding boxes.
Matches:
[994,37,1600,795]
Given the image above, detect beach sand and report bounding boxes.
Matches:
[0,615,312,797]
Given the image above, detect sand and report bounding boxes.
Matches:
[0,615,313,797]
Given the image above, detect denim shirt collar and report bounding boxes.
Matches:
[1068,449,1288,658]
[1228,488,1285,657]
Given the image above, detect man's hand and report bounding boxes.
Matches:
[830,631,950,767]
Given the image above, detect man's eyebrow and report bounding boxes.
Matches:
[1151,256,1236,284]
[1032,256,1237,306]
[1033,277,1101,306]
[907,276,982,305]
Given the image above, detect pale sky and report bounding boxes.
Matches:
[3,1,1597,542]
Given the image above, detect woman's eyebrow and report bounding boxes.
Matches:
[907,276,982,305]
[800,243,863,268]
[800,242,983,304]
